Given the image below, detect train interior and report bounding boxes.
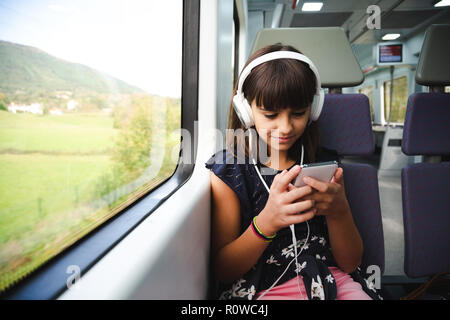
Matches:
[211,0,450,300]
[1,0,449,300]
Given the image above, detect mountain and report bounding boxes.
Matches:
[0,40,144,96]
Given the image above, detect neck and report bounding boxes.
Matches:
[264,149,294,171]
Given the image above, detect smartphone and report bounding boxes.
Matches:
[292,161,338,188]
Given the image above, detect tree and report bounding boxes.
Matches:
[111,94,153,180]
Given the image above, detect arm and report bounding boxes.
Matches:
[210,171,269,283]
[303,168,363,273]
[325,205,363,273]
[210,166,315,284]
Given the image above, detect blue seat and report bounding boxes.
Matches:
[401,93,450,278]
[318,93,385,274]
[401,24,450,278]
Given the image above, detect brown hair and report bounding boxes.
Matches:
[227,43,320,163]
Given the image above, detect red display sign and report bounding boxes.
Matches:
[379,44,403,63]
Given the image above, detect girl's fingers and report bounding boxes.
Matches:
[284,185,313,203]
[276,165,301,192]
[286,209,316,225]
[302,176,329,193]
[334,167,344,184]
[285,199,315,215]
[271,171,282,190]
[301,192,328,203]
[272,169,287,189]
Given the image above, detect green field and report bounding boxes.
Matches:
[0,111,116,232]
[0,111,118,290]
[0,111,115,153]
[0,109,180,291]
[0,153,112,237]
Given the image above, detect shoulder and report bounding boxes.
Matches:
[205,148,245,190]
[205,148,236,168]
[205,148,252,213]
[205,148,249,175]
[207,150,241,205]
[210,170,239,204]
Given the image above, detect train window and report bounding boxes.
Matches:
[358,86,374,122]
[232,3,239,87]
[383,76,408,124]
[0,1,182,293]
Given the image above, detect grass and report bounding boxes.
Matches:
[0,109,180,292]
[0,111,116,153]
[0,153,112,240]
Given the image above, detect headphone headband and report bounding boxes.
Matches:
[237,51,322,97]
[233,50,324,129]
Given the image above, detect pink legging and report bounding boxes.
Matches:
[256,267,372,300]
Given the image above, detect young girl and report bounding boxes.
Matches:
[205,44,382,300]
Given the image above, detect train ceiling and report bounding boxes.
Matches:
[247,0,450,44]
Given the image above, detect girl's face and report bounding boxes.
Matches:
[251,99,310,155]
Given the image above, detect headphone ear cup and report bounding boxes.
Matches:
[233,93,254,129]
[310,89,324,122]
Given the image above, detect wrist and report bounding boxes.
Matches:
[254,211,278,237]
[325,203,351,222]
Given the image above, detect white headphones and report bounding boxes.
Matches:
[233,51,324,129]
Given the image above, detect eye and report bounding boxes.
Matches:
[292,111,306,117]
[264,113,278,119]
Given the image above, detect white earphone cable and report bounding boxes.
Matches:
[250,133,309,300]
[257,221,310,300]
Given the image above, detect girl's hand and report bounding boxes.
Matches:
[301,167,351,219]
[256,165,316,235]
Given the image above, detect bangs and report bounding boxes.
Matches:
[243,58,317,112]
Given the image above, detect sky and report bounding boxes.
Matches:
[0,0,183,98]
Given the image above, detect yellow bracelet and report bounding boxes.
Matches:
[252,216,276,241]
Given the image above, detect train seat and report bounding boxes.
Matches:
[251,27,385,274]
[318,93,385,274]
[401,24,450,280]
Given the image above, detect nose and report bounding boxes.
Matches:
[276,112,293,135]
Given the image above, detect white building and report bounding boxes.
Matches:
[49,108,63,115]
[67,100,78,111]
[8,103,43,115]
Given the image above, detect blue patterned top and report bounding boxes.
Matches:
[205,147,383,300]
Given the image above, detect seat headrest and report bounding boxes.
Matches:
[402,93,450,156]
[415,24,450,86]
[250,27,364,88]
[318,94,374,156]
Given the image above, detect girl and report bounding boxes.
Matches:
[205,44,382,300]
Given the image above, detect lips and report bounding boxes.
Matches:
[273,136,293,143]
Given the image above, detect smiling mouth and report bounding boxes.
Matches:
[272,136,293,143]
